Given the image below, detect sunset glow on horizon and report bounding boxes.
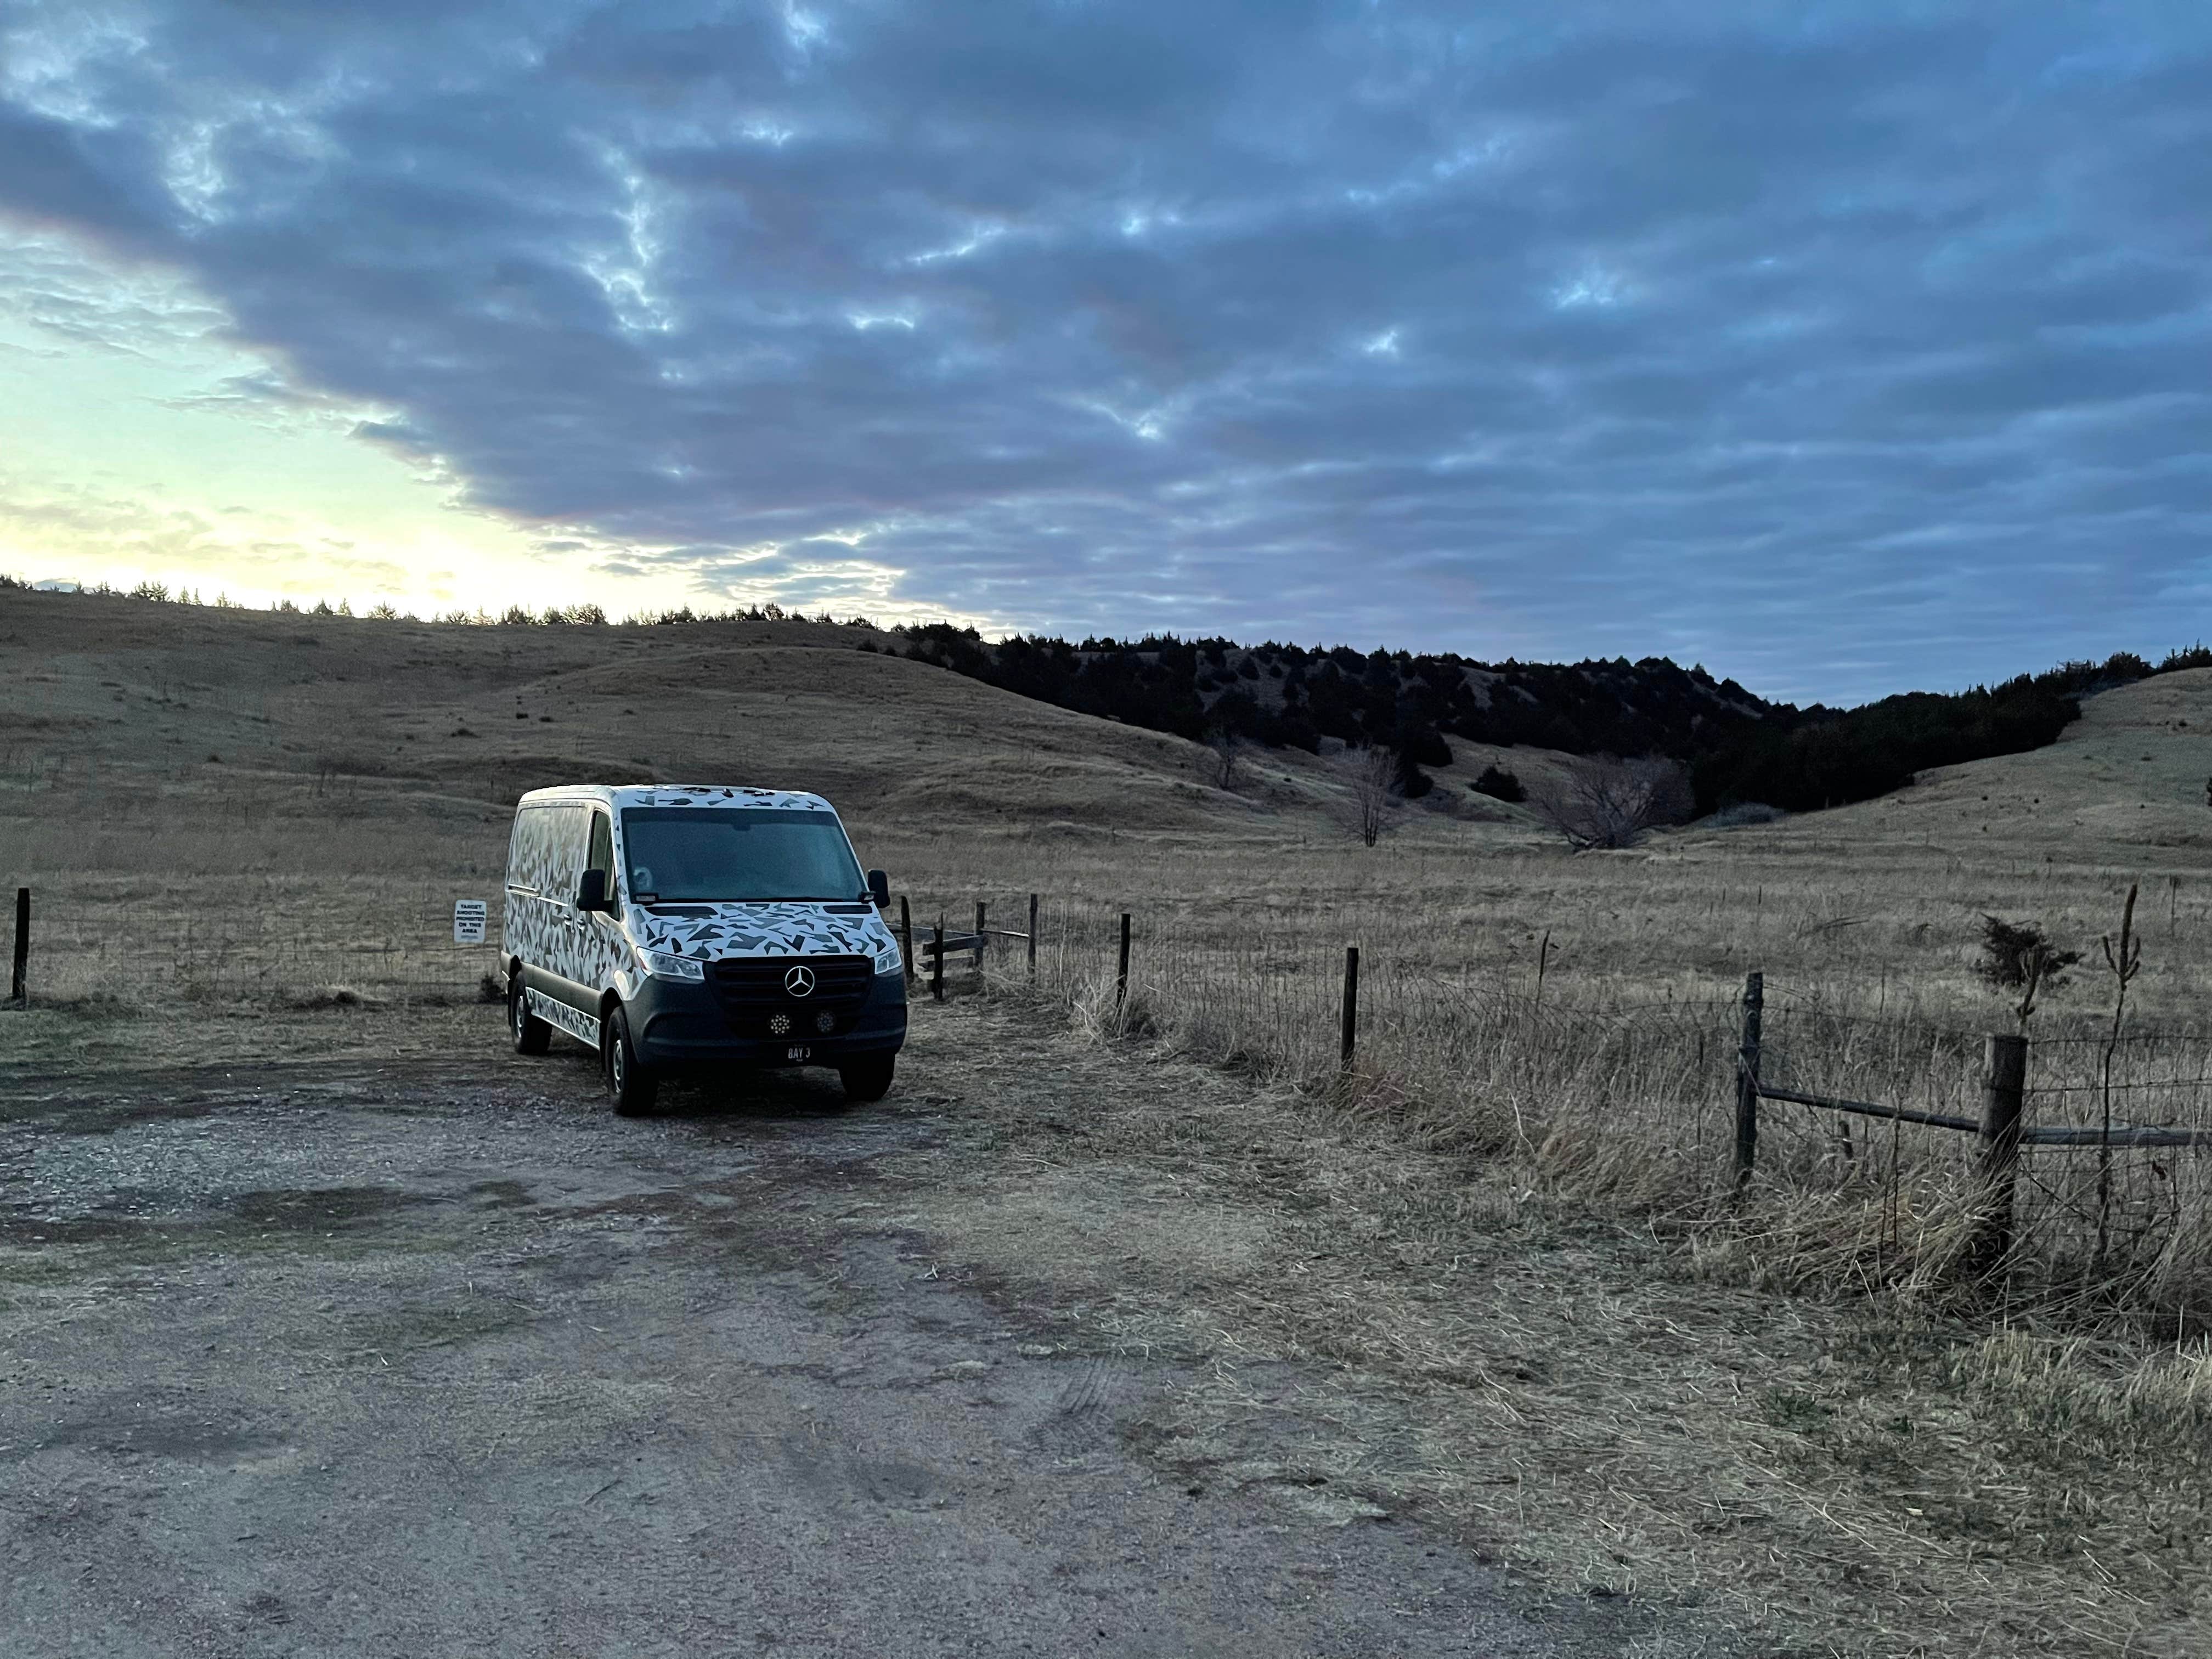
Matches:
[0,228,938,623]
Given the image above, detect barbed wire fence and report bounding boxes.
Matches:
[932,888,2212,1300]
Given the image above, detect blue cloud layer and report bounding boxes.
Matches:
[3,0,2208,701]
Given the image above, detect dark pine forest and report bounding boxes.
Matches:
[892,628,2204,815]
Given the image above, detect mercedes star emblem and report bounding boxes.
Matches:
[784,964,817,998]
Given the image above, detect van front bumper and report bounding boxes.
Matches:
[627,966,907,1070]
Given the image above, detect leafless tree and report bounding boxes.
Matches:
[1350,744,1395,847]
[1535,757,1692,850]
[1203,725,1248,792]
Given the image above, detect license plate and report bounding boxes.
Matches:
[785,1046,811,1062]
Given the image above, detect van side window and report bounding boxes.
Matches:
[507,805,555,895]
[506,813,532,893]
[586,810,616,900]
[548,805,588,899]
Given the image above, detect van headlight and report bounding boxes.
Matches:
[873,941,903,976]
[635,946,706,982]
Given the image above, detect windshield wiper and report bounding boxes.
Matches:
[646,894,857,904]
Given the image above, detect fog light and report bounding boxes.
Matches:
[815,1012,836,1034]
[769,1013,792,1036]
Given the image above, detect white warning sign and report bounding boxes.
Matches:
[453,900,488,945]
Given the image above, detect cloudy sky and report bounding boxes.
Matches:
[0,2,2205,703]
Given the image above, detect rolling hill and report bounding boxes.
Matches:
[1706,664,2212,866]
[0,589,1369,853]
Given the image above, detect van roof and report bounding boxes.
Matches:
[515,784,837,814]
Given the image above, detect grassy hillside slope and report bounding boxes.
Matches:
[0,590,1325,843]
[1684,667,2212,870]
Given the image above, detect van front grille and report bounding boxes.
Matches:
[706,955,873,1036]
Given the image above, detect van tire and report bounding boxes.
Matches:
[509,975,550,1056]
[839,1055,895,1104]
[604,1003,659,1116]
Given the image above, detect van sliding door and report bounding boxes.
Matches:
[523,804,596,1014]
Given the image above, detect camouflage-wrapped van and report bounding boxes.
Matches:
[501,784,906,1114]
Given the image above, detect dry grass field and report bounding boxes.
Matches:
[7,587,2212,1654]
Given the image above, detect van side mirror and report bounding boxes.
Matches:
[867,868,890,909]
[575,869,613,913]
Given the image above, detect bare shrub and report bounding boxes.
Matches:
[1202,725,1246,792]
[1534,756,1692,849]
[1348,744,1394,846]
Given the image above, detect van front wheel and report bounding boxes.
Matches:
[509,975,550,1056]
[603,1003,660,1117]
[839,1055,895,1104]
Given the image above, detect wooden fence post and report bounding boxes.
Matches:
[1340,946,1359,1070]
[10,888,26,1008]
[1733,971,1763,1187]
[975,901,986,980]
[1028,893,1039,978]
[1116,912,1131,1013]
[900,896,914,985]
[1972,1032,2029,1274]
[932,918,945,1003]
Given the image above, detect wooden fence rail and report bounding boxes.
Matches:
[899,892,1045,1000]
[1753,1084,1980,1135]
[1732,970,2212,1266]
[2015,1124,2212,1149]
[1754,1081,2212,1150]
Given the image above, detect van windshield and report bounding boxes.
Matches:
[619,808,866,904]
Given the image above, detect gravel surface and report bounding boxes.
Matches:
[0,1012,1686,1658]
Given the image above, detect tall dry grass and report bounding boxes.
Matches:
[2,770,508,1008]
[931,887,2212,1327]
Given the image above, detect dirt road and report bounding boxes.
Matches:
[0,1001,1699,1658]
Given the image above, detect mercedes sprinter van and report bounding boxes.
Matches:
[501,785,905,1114]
